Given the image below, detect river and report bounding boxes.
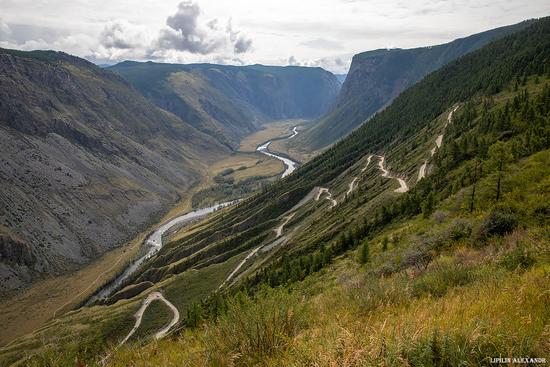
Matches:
[86,201,234,303]
[88,126,299,303]
[256,125,299,178]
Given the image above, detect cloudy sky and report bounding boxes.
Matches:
[0,0,548,74]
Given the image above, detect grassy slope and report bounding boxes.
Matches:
[104,59,550,364]
[0,253,246,366]
[107,148,550,366]
[8,64,548,367]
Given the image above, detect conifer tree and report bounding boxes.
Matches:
[358,241,369,264]
[487,141,513,201]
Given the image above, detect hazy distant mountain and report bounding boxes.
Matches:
[110,61,341,148]
[335,74,347,83]
[293,19,536,150]
[0,49,228,292]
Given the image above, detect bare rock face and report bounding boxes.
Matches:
[0,49,228,293]
[0,234,34,266]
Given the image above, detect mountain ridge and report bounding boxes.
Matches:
[291,18,537,151]
[109,61,341,148]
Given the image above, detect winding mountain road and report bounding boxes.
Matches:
[376,155,409,193]
[344,154,373,196]
[420,105,459,181]
[418,161,428,182]
[219,246,263,289]
[346,177,358,196]
[316,187,337,207]
[275,214,295,237]
[361,155,373,172]
[119,291,180,346]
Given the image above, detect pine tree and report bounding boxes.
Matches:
[358,241,369,264]
[382,236,389,251]
[421,192,435,218]
[487,141,513,201]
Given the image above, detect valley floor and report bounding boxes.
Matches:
[0,122,295,349]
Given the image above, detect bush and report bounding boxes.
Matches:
[203,287,308,363]
[443,219,472,241]
[219,168,235,176]
[411,261,474,298]
[433,210,450,224]
[473,209,518,245]
[401,245,433,270]
[499,245,535,271]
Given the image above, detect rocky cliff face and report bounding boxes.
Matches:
[294,20,535,150]
[110,62,341,148]
[0,49,228,293]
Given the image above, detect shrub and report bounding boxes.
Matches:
[378,262,397,277]
[203,287,308,363]
[499,245,535,271]
[401,245,433,270]
[219,168,235,176]
[444,219,472,241]
[433,210,450,224]
[411,261,474,298]
[358,241,370,264]
[472,209,518,245]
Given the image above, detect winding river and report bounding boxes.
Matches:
[87,201,234,303]
[256,126,299,178]
[88,126,299,304]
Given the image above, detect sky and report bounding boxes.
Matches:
[0,0,549,74]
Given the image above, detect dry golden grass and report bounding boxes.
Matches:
[0,238,141,347]
[269,137,322,163]
[105,218,550,367]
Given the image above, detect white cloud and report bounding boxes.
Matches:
[284,54,352,74]
[0,0,549,73]
[100,20,149,50]
[0,18,12,43]
[154,1,252,55]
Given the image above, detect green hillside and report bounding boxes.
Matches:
[110,62,341,148]
[1,17,549,367]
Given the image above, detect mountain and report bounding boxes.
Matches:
[2,16,548,366]
[0,48,228,294]
[109,61,341,148]
[335,74,347,83]
[292,19,536,151]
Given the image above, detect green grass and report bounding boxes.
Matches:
[129,300,172,342]
[104,149,550,366]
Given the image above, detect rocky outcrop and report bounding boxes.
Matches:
[0,234,34,266]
